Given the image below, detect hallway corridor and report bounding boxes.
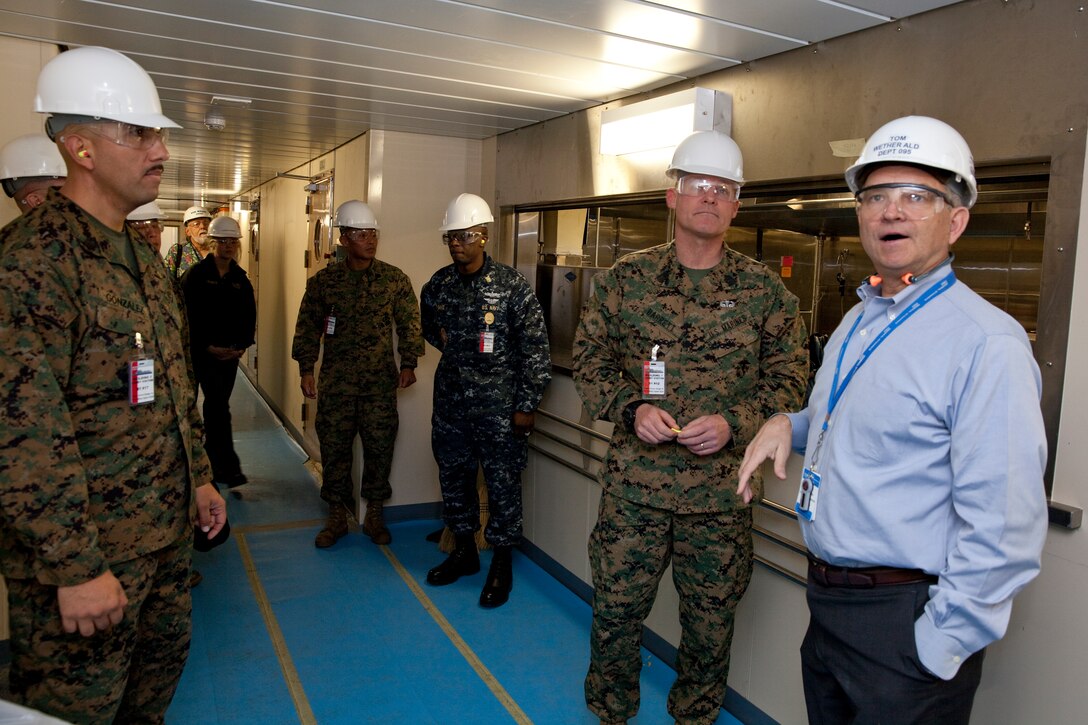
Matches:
[167,373,743,724]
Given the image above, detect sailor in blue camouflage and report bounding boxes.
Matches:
[0,47,226,725]
[420,225,551,550]
[573,131,808,724]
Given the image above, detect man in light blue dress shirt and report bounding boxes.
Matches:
[737,116,1047,724]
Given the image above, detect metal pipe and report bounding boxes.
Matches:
[536,409,611,443]
[531,427,604,463]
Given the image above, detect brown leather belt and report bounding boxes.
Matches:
[808,557,937,589]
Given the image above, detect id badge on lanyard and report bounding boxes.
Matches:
[795,467,821,521]
[129,332,155,405]
[479,311,496,353]
[642,344,666,399]
[792,270,957,522]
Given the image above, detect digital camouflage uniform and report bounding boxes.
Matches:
[420,254,551,547]
[163,238,203,279]
[573,241,807,724]
[291,259,424,507]
[0,190,210,724]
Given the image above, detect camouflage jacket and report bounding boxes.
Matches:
[291,259,424,397]
[573,242,807,513]
[421,255,551,418]
[0,190,206,585]
[163,238,203,279]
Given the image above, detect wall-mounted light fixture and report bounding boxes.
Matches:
[599,87,732,156]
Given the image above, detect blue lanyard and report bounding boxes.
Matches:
[824,271,956,431]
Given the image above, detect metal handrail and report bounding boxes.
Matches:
[528,442,599,482]
[531,427,604,463]
[759,498,798,520]
[754,555,806,586]
[536,408,611,443]
[753,524,808,558]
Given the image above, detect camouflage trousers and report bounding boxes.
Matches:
[431,409,526,547]
[316,392,398,507]
[586,492,753,725]
[6,536,193,725]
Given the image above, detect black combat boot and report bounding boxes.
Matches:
[479,546,512,608]
[426,534,480,585]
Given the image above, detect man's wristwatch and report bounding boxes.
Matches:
[622,400,647,432]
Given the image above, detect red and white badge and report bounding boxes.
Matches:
[129,332,154,405]
[642,344,666,399]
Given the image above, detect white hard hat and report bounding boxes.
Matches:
[127,200,163,221]
[183,206,212,224]
[0,134,66,182]
[439,193,493,232]
[666,130,744,184]
[845,115,977,208]
[208,215,242,239]
[334,200,379,230]
[34,46,181,130]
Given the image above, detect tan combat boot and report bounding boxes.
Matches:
[362,499,392,545]
[314,502,349,548]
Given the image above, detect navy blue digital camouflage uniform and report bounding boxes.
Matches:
[420,254,551,547]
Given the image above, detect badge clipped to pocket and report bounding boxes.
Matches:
[479,312,496,353]
[642,344,666,399]
[129,332,154,405]
[795,467,821,521]
[324,305,337,336]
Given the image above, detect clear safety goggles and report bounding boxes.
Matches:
[130,220,164,233]
[340,227,378,241]
[675,175,740,201]
[78,121,169,151]
[442,230,486,246]
[855,183,953,221]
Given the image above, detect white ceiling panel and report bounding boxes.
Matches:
[0,0,964,204]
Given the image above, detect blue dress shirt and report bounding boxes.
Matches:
[787,269,1047,680]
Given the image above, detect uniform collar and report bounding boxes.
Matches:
[655,240,733,290]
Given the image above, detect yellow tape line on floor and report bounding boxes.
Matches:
[380,545,533,725]
[236,532,318,725]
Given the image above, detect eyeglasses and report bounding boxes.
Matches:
[855,183,953,221]
[212,238,240,244]
[340,228,378,241]
[676,176,740,201]
[442,230,486,245]
[186,218,210,229]
[78,121,169,151]
[130,220,163,233]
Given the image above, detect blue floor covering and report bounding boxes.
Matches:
[167,373,742,725]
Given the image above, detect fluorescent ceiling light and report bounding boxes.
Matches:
[600,88,732,156]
